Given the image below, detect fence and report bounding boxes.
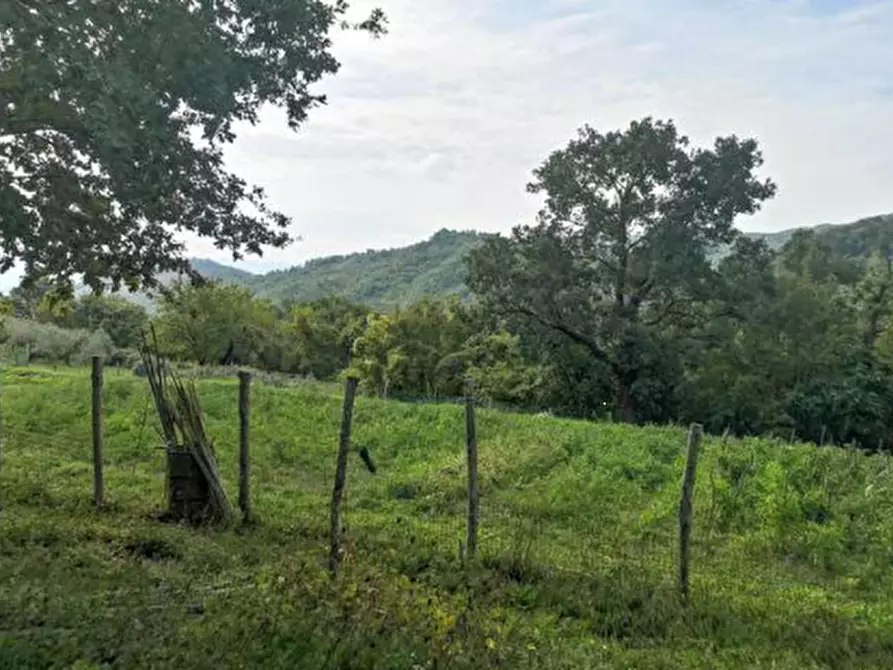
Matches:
[6,358,892,634]
[0,358,739,605]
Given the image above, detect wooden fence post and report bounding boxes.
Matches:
[330,376,359,574]
[0,366,4,474]
[678,423,703,603]
[238,370,252,524]
[91,356,104,507]
[465,380,479,560]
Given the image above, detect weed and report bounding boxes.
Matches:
[0,365,892,668]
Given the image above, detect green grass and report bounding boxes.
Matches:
[2,365,893,668]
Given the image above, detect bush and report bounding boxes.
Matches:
[0,317,115,365]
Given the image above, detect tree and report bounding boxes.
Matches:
[287,296,369,379]
[153,280,277,366]
[66,294,148,350]
[468,117,776,422]
[679,231,893,445]
[0,1,386,293]
[854,251,893,348]
[677,236,784,435]
[350,297,474,398]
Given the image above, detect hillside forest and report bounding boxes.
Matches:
[3,118,893,450]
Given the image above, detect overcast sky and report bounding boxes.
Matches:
[215,0,893,274]
[4,0,893,291]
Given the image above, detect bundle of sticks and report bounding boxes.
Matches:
[140,328,233,523]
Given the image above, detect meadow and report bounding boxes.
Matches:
[2,366,893,669]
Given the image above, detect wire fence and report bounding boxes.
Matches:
[2,361,891,606]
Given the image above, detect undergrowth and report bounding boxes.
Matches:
[1,365,893,668]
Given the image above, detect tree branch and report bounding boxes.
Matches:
[512,305,611,365]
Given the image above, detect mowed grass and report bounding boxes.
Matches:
[3,366,893,668]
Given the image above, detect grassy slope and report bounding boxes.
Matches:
[2,368,893,669]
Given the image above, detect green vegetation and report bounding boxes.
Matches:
[1,0,385,292]
[468,117,777,423]
[749,213,893,257]
[9,118,893,451]
[241,229,483,309]
[2,367,893,668]
[5,2,893,666]
[71,216,893,314]
[15,213,893,450]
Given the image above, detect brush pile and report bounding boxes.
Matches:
[140,330,233,524]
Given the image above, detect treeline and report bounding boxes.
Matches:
[6,224,893,451]
[6,116,893,450]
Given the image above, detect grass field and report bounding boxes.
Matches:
[2,366,893,669]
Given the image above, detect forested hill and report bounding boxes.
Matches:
[244,229,484,307]
[176,214,893,308]
[749,213,893,257]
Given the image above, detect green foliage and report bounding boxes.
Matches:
[679,230,893,446]
[3,368,893,668]
[349,297,539,404]
[0,317,114,365]
[249,229,484,309]
[63,294,149,350]
[468,117,776,423]
[153,280,279,367]
[0,0,386,291]
[286,296,368,379]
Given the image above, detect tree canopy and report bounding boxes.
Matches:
[0,0,386,292]
[467,117,777,422]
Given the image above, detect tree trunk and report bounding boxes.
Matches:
[614,374,637,423]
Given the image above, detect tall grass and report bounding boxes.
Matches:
[1,365,892,668]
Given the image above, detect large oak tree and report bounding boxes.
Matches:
[0,0,385,292]
[467,117,776,423]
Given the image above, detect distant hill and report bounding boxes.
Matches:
[190,259,255,283]
[244,229,484,308]
[81,215,893,310]
[744,214,893,256]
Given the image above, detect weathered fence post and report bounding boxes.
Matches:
[238,370,252,524]
[330,376,359,574]
[465,380,479,560]
[91,356,104,507]
[678,423,703,603]
[0,367,4,474]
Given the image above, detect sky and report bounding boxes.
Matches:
[4,0,893,289]
[216,0,893,274]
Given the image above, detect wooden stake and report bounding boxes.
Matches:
[330,377,359,574]
[91,356,104,507]
[678,423,703,603]
[0,366,4,474]
[465,380,479,559]
[238,370,252,524]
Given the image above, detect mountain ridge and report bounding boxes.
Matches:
[100,213,893,309]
